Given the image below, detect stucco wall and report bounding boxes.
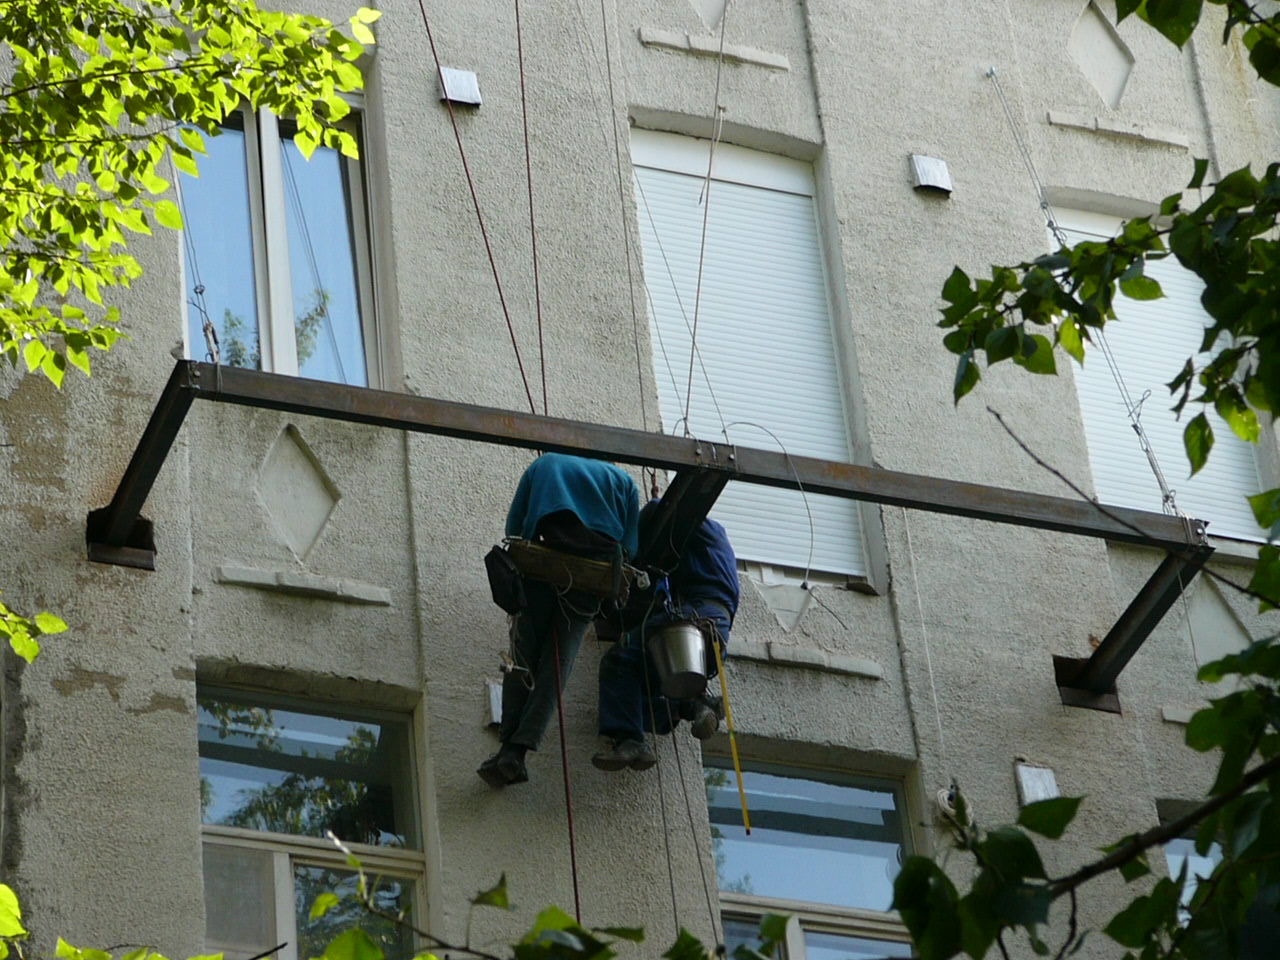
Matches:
[2,1,1277,957]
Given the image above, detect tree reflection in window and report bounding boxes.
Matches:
[197,688,416,849]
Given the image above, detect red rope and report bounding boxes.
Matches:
[513,0,547,416]
[549,620,583,922]
[415,0,537,415]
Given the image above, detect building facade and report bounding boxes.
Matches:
[3,1,1278,957]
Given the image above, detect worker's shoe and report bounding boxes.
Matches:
[477,744,529,787]
[592,737,657,772]
[686,696,722,741]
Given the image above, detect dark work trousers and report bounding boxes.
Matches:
[597,599,730,742]
[500,579,599,751]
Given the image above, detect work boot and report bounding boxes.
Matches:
[592,737,657,772]
[478,743,529,787]
[688,696,722,741]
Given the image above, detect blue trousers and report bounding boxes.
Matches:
[597,600,730,742]
[500,580,597,750]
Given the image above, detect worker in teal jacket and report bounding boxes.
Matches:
[479,453,640,787]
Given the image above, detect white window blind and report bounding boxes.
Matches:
[632,130,865,575]
[1058,210,1263,542]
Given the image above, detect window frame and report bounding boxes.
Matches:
[197,685,426,960]
[705,755,914,958]
[630,128,882,586]
[1052,207,1279,546]
[180,102,382,388]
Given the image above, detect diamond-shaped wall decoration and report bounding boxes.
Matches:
[688,0,727,31]
[259,425,339,561]
[1069,1,1134,108]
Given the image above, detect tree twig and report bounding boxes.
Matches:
[1048,751,1280,898]
[986,406,1280,610]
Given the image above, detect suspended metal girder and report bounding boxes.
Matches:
[86,360,1215,702]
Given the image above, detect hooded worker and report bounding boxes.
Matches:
[478,453,640,787]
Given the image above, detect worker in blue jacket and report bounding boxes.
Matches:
[593,500,739,771]
[479,453,640,787]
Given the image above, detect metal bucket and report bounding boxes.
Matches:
[647,621,708,700]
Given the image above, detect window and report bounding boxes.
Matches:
[1163,836,1278,952]
[180,108,377,387]
[705,758,913,959]
[198,686,423,960]
[1057,210,1265,542]
[632,130,866,576]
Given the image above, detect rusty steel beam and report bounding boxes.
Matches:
[134,361,1201,551]
[87,361,1215,699]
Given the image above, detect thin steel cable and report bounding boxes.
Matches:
[548,618,583,923]
[513,0,547,415]
[638,603,683,940]
[902,508,950,775]
[669,720,722,947]
[415,0,537,414]
[682,3,732,436]
[987,66,1181,515]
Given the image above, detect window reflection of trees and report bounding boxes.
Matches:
[198,694,403,848]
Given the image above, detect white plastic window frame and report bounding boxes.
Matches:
[180,103,381,387]
[708,758,914,957]
[197,687,427,960]
[202,825,426,960]
[631,130,884,590]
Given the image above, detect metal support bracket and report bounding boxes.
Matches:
[1055,543,1215,711]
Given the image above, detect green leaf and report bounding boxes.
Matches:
[471,873,511,909]
[1117,853,1151,883]
[22,339,46,373]
[954,350,980,403]
[1119,273,1163,300]
[892,857,962,960]
[1116,0,1142,21]
[309,892,340,919]
[1188,157,1210,189]
[1139,0,1204,47]
[153,200,183,230]
[1013,334,1057,375]
[1215,392,1259,442]
[41,350,66,389]
[33,612,67,635]
[7,631,40,664]
[180,127,205,153]
[1247,545,1280,611]
[319,929,383,960]
[351,20,375,45]
[1058,317,1085,365]
[1017,796,1083,840]
[595,927,644,943]
[981,826,1047,880]
[985,326,1021,364]
[355,7,383,23]
[1249,487,1280,530]
[0,885,26,937]
[1183,412,1213,475]
[942,266,972,304]
[663,929,706,960]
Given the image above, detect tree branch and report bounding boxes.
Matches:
[1048,751,1280,898]
[986,406,1280,610]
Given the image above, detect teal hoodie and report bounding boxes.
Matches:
[505,453,640,558]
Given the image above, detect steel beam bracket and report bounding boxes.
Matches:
[1055,541,1215,712]
[86,508,156,570]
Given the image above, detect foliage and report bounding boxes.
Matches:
[219,289,331,369]
[938,4,1280,603]
[0,599,65,664]
[892,644,1280,960]
[0,0,379,656]
[913,4,1280,958]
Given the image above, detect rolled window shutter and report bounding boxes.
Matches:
[1059,214,1263,542]
[634,139,865,575]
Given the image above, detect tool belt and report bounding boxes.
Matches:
[485,540,649,613]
